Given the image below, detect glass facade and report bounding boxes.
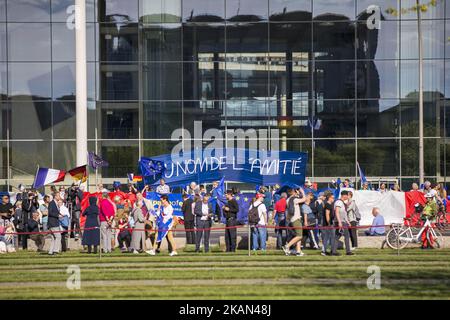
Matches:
[0,0,449,190]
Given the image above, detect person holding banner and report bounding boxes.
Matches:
[223,190,239,253]
[194,194,213,253]
[147,195,178,256]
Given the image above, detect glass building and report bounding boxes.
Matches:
[0,0,449,191]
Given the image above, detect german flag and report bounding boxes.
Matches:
[68,165,88,183]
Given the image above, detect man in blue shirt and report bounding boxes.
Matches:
[365,208,385,236]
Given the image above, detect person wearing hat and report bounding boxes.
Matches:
[222,190,239,252]
[421,193,438,249]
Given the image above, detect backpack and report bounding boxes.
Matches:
[248,203,262,225]
[287,197,296,217]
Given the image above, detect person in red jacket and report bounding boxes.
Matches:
[274,193,288,250]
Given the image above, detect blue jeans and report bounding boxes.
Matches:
[252,226,267,250]
[275,213,287,249]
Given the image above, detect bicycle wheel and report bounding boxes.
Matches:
[429,229,444,249]
[386,225,409,250]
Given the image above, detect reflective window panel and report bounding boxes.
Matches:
[7,23,51,61]
[226,23,268,53]
[183,23,225,62]
[314,100,355,138]
[10,141,52,180]
[142,63,182,100]
[100,141,139,178]
[7,0,51,22]
[0,0,5,22]
[100,63,139,100]
[0,102,7,139]
[397,0,444,20]
[143,101,182,139]
[142,140,179,157]
[356,20,400,60]
[314,61,356,100]
[401,138,441,177]
[100,23,138,62]
[9,101,52,139]
[269,23,312,56]
[357,60,400,100]
[52,62,96,101]
[140,0,182,23]
[314,139,356,177]
[356,0,399,20]
[226,0,268,22]
[269,0,312,22]
[52,23,97,62]
[313,0,355,20]
[400,59,444,99]
[183,62,226,100]
[142,23,182,62]
[182,0,225,22]
[357,139,400,177]
[53,101,75,139]
[100,102,139,139]
[53,141,76,169]
[0,23,6,61]
[400,95,442,138]
[8,62,51,100]
[401,19,445,60]
[0,141,7,180]
[51,0,97,22]
[313,21,355,60]
[357,100,400,138]
[98,0,138,22]
[183,100,225,136]
[0,63,5,101]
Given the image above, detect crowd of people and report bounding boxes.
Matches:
[0,178,447,255]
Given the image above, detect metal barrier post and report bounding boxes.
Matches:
[99,226,102,259]
[396,225,400,256]
[248,224,251,256]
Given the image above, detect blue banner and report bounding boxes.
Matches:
[145,192,184,218]
[139,148,308,187]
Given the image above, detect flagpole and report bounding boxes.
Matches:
[32,165,40,190]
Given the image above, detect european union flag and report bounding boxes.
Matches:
[140,158,166,177]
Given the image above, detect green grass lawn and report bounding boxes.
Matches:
[0,248,449,299]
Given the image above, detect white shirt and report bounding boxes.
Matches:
[201,202,209,220]
[159,205,173,224]
[156,184,170,195]
[252,200,267,226]
[59,205,70,217]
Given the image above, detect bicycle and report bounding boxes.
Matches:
[435,209,449,231]
[385,217,444,250]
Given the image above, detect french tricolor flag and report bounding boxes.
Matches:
[33,168,66,189]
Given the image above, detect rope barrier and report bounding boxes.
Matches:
[2,223,393,236]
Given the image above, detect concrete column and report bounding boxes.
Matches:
[75,0,87,166]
